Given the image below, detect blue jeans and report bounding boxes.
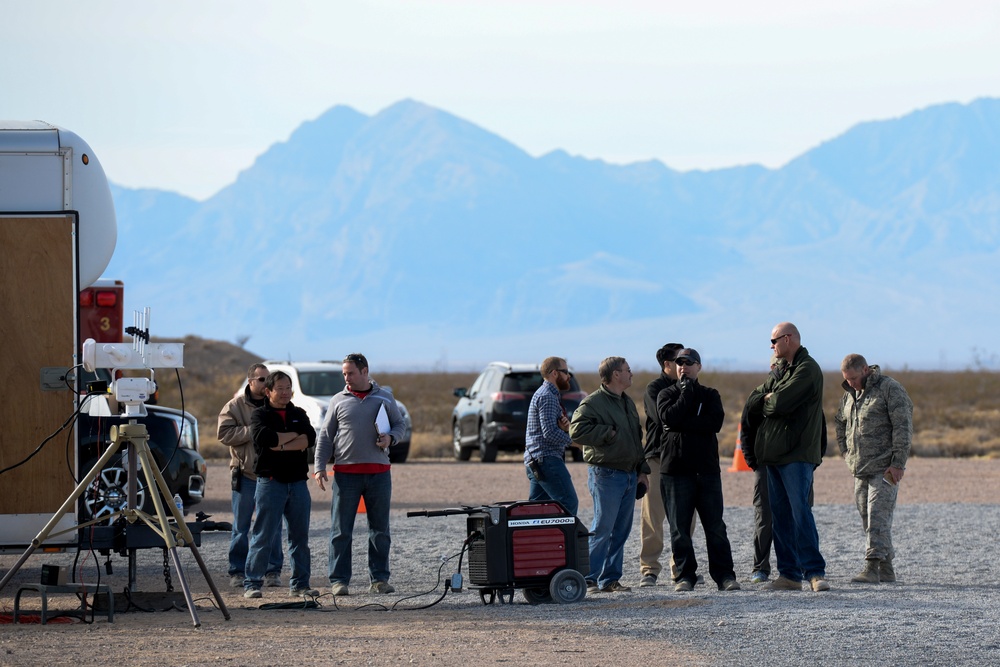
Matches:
[661,472,735,588]
[587,465,637,588]
[767,462,826,582]
[329,471,392,585]
[229,475,284,577]
[244,478,312,591]
[526,455,579,515]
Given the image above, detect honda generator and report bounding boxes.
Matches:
[407,500,589,605]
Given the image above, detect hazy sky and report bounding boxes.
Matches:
[4,0,998,200]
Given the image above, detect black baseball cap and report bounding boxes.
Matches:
[675,348,701,364]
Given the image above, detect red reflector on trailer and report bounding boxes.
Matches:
[79,291,93,307]
[95,291,118,307]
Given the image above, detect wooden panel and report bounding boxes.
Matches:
[0,216,78,514]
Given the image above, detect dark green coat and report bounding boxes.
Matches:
[570,384,647,474]
[746,346,824,466]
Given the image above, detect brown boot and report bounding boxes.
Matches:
[851,559,880,583]
[879,559,896,583]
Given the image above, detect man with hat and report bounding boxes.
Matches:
[656,348,739,592]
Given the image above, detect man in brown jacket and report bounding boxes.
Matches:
[217,363,284,588]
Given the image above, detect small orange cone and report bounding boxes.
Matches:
[357,496,367,514]
[729,424,752,472]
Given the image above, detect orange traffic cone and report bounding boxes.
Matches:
[357,496,367,514]
[729,424,752,472]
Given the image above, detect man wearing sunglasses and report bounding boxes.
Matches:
[746,323,829,592]
[656,348,739,592]
[524,357,579,515]
[217,363,285,589]
[638,343,685,588]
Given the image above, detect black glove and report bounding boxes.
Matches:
[635,481,647,500]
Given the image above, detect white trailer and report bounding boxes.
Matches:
[0,121,117,549]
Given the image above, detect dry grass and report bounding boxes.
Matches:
[149,337,1000,461]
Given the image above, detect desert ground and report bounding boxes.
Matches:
[1,456,998,666]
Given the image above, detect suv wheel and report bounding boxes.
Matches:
[81,458,154,521]
[453,422,472,461]
[478,425,498,463]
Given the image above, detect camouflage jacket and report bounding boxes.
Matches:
[834,365,913,478]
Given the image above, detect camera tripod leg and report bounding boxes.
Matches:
[132,431,230,622]
[0,435,125,595]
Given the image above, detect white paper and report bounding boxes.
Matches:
[374,403,390,435]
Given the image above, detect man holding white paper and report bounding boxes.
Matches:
[313,353,406,596]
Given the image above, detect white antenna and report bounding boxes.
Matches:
[80,307,184,417]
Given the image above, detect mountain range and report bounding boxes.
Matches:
[104,97,1000,371]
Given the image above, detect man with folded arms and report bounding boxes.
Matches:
[746,323,829,592]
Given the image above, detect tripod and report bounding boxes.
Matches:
[0,420,231,627]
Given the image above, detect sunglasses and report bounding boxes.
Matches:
[770,333,790,345]
[556,368,572,376]
[251,377,267,383]
[675,359,698,367]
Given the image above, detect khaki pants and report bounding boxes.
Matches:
[639,466,667,578]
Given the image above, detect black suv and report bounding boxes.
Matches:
[452,362,586,462]
[77,405,207,521]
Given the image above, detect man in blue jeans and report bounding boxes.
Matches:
[570,356,648,594]
[217,363,284,588]
[314,353,406,596]
[524,356,578,515]
[746,323,829,592]
[244,371,318,599]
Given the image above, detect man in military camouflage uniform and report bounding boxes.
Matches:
[835,354,913,584]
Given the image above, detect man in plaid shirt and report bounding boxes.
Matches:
[524,356,579,515]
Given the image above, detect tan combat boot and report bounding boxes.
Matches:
[879,559,896,583]
[851,559,880,583]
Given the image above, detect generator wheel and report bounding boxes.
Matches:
[523,587,552,605]
[479,589,496,605]
[549,569,587,604]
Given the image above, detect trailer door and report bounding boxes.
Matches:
[0,213,79,547]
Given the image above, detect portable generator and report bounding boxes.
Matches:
[407,500,589,605]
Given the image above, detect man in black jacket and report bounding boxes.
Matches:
[656,348,739,592]
[243,371,319,600]
[638,343,684,587]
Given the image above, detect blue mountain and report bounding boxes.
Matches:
[103,98,1000,370]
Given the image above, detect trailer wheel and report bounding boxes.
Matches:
[523,587,552,605]
[549,569,587,604]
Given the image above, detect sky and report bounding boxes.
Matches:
[3,0,999,201]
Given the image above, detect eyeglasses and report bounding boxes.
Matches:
[770,333,790,345]
[675,359,698,367]
[251,377,267,383]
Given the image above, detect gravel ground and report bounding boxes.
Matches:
[1,458,999,666]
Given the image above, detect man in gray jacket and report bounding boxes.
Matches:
[314,353,406,596]
[835,354,913,584]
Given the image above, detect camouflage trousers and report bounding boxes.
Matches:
[854,473,899,561]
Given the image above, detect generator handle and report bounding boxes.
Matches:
[406,506,481,518]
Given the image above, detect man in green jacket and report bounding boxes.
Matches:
[570,356,649,594]
[835,354,913,584]
[746,322,829,592]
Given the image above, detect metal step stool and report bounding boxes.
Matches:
[13,583,114,624]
